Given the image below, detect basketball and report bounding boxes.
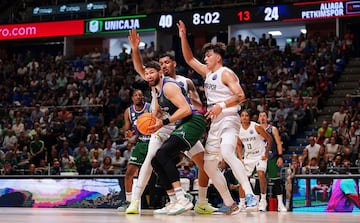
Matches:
[136,113,157,135]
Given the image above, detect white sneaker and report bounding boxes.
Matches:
[125,200,139,214]
[154,202,174,215]
[167,197,194,215]
[278,204,287,212]
[238,203,246,212]
[259,199,267,212]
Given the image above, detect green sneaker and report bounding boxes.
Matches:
[117,201,130,212]
[194,200,218,214]
[125,200,139,214]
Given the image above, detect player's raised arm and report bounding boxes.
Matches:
[128,29,146,78]
[177,20,208,78]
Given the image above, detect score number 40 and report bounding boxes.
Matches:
[159,14,173,28]
[237,7,279,22]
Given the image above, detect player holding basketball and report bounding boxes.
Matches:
[258,111,287,212]
[117,89,151,211]
[126,29,219,215]
[177,20,258,212]
[144,60,206,215]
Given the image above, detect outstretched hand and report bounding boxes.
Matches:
[176,20,187,38]
[128,28,141,48]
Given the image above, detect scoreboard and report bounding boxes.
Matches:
[83,1,360,34]
[154,1,360,29]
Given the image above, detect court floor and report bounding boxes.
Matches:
[0,208,359,223]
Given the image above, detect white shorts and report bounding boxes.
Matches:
[243,156,268,177]
[204,112,240,160]
[151,124,204,158]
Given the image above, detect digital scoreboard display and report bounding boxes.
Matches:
[150,0,360,30]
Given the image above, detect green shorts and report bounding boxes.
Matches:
[171,114,206,150]
[267,156,281,179]
[129,140,149,166]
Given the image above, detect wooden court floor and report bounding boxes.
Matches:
[0,208,359,223]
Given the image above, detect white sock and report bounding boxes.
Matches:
[285,199,290,209]
[174,187,185,200]
[240,198,246,205]
[197,186,207,203]
[126,192,132,202]
[168,192,177,203]
[260,193,266,201]
[277,194,285,206]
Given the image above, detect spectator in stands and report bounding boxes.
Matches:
[72,141,88,160]
[12,117,24,137]
[112,149,126,174]
[16,145,31,169]
[103,139,116,159]
[58,107,73,122]
[316,144,329,168]
[4,145,17,167]
[316,128,327,145]
[76,155,91,175]
[327,154,343,174]
[107,120,120,142]
[26,163,42,175]
[318,120,333,138]
[88,159,103,175]
[274,101,289,122]
[2,124,17,150]
[337,120,349,141]
[29,133,45,167]
[325,136,340,161]
[100,156,114,174]
[332,105,347,129]
[305,136,321,161]
[346,126,360,150]
[288,100,306,137]
[179,162,196,185]
[89,141,104,162]
[2,161,19,175]
[50,159,61,175]
[59,148,75,170]
[299,148,310,173]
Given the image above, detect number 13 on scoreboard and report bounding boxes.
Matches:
[236,6,279,23]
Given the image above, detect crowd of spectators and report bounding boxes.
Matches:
[0,18,357,177]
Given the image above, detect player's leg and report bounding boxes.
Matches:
[151,135,194,215]
[220,128,258,211]
[126,131,168,214]
[238,158,256,211]
[268,157,287,212]
[257,168,267,211]
[187,142,217,214]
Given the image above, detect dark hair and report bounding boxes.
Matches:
[202,42,226,58]
[130,89,142,97]
[239,109,250,116]
[159,53,175,61]
[144,61,161,71]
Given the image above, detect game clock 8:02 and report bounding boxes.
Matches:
[156,10,224,30]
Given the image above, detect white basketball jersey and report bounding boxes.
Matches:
[204,67,239,112]
[175,75,189,92]
[239,121,266,158]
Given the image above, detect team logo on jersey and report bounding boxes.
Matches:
[178,81,185,87]
[250,130,254,134]
[212,74,217,80]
